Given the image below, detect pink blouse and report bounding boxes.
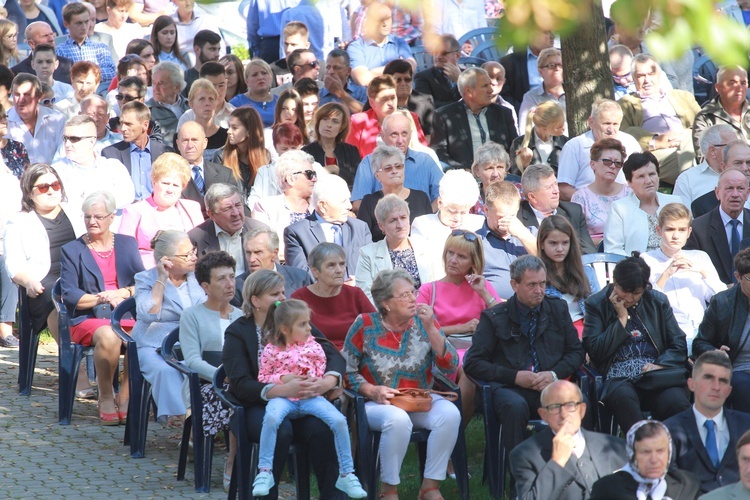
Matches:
[258,335,326,384]
[417,279,501,327]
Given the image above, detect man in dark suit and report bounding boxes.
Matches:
[101,101,172,200]
[464,255,586,466]
[516,164,597,254]
[232,228,313,307]
[685,168,750,284]
[413,34,462,109]
[510,380,626,500]
[188,183,269,276]
[430,67,518,170]
[284,174,372,278]
[12,21,73,84]
[665,351,750,494]
[177,121,237,217]
[499,31,555,112]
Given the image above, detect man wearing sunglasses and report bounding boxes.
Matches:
[271,48,322,97]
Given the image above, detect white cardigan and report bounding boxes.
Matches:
[3,203,86,282]
[603,191,685,256]
[355,236,442,304]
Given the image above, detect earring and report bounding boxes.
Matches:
[386,307,391,312]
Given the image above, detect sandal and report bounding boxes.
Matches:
[98,401,119,426]
[418,487,443,500]
[76,387,97,399]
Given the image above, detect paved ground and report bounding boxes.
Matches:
[0,341,297,499]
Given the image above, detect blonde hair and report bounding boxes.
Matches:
[150,152,191,188]
[442,231,485,275]
[188,78,218,103]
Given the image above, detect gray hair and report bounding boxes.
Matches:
[152,61,187,91]
[374,193,410,225]
[457,67,489,98]
[439,169,480,207]
[716,65,747,86]
[630,53,661,77]
[311,173,350,208]
[205,182,242,213]
[371,269,414,316]
[241,269,285,317]
[307,242,346,272]
[244,227,280,252]
[275,149,315,190]
[723,140,750,165]
[81,190,116,214]
[152,230,189,262]
[590,99,623,121]
[510,255,546,282]
[699,123,740,156]
[370,145,405,174]
[471,141,510,178]
[80,93,109,113]
[521,163,556,194]
[65,114,96,129]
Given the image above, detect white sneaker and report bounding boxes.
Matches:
[335,473,367,498]
[252,471,275,497]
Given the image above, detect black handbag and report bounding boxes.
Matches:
[634,366,688,391]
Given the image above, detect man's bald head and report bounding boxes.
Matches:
[177,120,208,164]
[25,22,56,49]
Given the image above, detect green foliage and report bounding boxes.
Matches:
[231,44,251,62]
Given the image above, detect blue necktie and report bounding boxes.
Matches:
[704,419,720,467]
[192,166,205,196]
[331,224,343,247]
[730,219,741,282]
[528,310,540,372]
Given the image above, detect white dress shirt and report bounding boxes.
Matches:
[215,222,245,274]
[51,155,135,209]
[693,405,730,462]
[7,106,66,164]
[719,206,743,251]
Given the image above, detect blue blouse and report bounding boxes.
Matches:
[229,94,278,127]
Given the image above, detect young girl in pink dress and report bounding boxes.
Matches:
[252,300,367,498]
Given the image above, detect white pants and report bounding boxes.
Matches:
[364,394,460,485]
[137,347,186,417]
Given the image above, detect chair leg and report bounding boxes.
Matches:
[193,423,214,493]
[366,433,381,500]
[176,415,192,481]
[290,449,311,500]
[130,379,151,458]
[452,425,471,500]
[17,319,40,396]
[58,347,84,425]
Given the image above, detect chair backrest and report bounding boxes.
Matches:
[581,253,627,290]
[111,297,137,342]
[411,45,433,73]
[457,27,498,48]
[471,39,505,61]
[693,50,718,106]
[51,279,73,345]
[458,56,487,69]
[161,327,183,364]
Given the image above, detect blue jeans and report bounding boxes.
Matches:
[259,396,354,474]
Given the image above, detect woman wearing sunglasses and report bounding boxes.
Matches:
[570,138,631,246]
[4,164,85,346]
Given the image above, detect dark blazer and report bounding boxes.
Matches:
[517,200,597,254]
[590,469,701,500]
[222,314,346,406]
[187,218,270,272]
[12,54,73,84]
[101,139,173,175]
[302,141,362,187]
[509,133,569,176]
[59,235,145,326]
[500,50,531,112]
[684,207,750,284]
[665,408,750,493]
[231,263,313,308]
[510,427,626,500]
[283,213,373,278]
[463,295,585,387]
[181,161,239,217]
[413,66,462,109]
[693,285,750,361]
[431,101,518,170]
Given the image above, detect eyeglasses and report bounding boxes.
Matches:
[541,63,563,70]
[612,73,633,84]
[293,170,317,180]
[378,163,405,174]
[542,401,584,415]
[392,290,419,302]
[41,97,56,106]
[116,94,138,103]
[173,248,198,261]
[711,143,728,150]
[451,229,479,242]
[4,33,17,40]
[394,77,412,84]
[297,60,319,69]
[599,158,623,169]
[63,135,96,143]
[83,213,112,222]
[33,181,62,193]
[741,275,750,282]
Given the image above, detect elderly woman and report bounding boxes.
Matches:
[223,269,349,499]
[292,243,375,349]
[604,152,683,256]
[252,150,318,259]
[356,194,439,303]
[518,48,566,134]
[412,169,485,267]
[470,141,520,215]
[4,164,85,343]
[571,138,632,245]
[220,54,247,103]
[302,102,361,185]
[184,78,228,162]
[56,61,101,119]
[60,191,144,424]
[229,58,278,127]
[179,251,243,491]
[132,230,206,423]
[590,420,700,500]
[583,254,691,433]
[118,153,204,269]
[509,101,568,176]
[357,145,432,242]
[343,269,460,500]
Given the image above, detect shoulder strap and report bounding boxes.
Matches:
[430,281,436,308]
[429,389,458,401]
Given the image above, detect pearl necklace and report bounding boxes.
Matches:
[85,233,114,259]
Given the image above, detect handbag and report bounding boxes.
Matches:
[389,388,458,412]
[634,366,688,391]
[92,303,112,319]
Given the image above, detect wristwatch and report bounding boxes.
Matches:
[550,371,559,382]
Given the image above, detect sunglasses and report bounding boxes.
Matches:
[116,94,138,102]
[34,181,62,193]
[451,229,479,242]
[378,163,405,174]
[394,77,412,84]
[293,170,317,180]
[63,135,96,143]
[297,60,319,70]
[599,158,623,168]
[41,97,56,106]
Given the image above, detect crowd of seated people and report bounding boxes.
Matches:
[6,0,750,498]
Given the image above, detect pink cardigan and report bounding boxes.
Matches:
[258,335,327,384]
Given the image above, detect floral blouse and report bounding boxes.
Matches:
[3,140,29,179]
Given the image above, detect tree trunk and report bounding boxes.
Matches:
[561,0,613,137]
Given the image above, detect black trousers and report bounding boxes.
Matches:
[244,404,347,500]
[603,378,691,433]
